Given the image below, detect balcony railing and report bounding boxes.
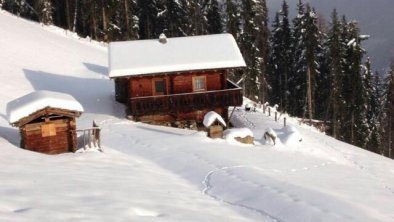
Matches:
[129,80,242,116]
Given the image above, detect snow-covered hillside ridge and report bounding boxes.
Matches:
[1,10,394,222]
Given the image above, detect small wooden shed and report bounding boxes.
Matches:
[7,91,84,154]
[203,111,227,139]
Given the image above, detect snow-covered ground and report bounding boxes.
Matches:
[1,10,394,222]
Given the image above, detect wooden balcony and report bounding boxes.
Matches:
[129,80,243,116]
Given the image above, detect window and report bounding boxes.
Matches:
[153,78,166,95]
[193,76,206,91]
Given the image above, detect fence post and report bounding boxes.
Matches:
[97,128,101,148]
[275,112,277,122]
[268,107,271,116]
[284,117,287,127]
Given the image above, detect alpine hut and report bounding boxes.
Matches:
[7,91,83,154]
[108,33,246,124]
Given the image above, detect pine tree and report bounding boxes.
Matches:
[323,8,345,138]
[188,0,208,35]
[314,19,329,121]
[269,12,282,106]
[206,0,223,34]
[363,59,382,152]
[225,0,241,40]
[120,0,139,40]
[239,0,269,102]
[269,0,292,112]
[340,20,369,146]
[224,0,242,81]
[289,0,305,116]
[159,0,188,37]
[2,0,38,20]
[137,0,160,39]
[290,1,320,121]
[382,63,394,158]
[254,0,270,103]
[35,0,53,25]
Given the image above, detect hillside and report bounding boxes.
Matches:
[1,10,394,222]
[267,0,394,71]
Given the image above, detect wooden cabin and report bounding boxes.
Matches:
[108,33,246,124]
[7,91,83,154]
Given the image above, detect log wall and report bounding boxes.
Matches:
[21,118,77,154]
[129,70,225,97]
[137,107,226,123]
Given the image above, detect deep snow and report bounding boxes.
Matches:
[1,10,394,222]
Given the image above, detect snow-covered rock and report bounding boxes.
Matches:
[224,128,254,145]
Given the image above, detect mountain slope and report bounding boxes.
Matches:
[1,10,394,222]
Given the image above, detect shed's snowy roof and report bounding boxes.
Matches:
[7,90,84,124]
[203,111,226,128]
[108,33,246,77]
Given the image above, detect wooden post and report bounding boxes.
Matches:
[88,129,92,148]
[97,128,101,149]
[227,106,237,127]
[83,131,86,149]
[268,107,271,116]
[275,112,277,122]
[284,117,287,127]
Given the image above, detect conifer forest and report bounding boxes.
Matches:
[1,0,393,159]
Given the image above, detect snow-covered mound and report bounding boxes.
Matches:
[281,125,303,146]
[223,127,254,145]
[263,127,277,145]
[1,10,394,222]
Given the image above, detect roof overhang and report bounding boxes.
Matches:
[108,33,246,78]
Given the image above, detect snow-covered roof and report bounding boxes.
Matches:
[7,90,84,124]
[108,33,246,77]
[203,111,226,128]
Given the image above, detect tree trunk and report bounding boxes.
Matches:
[351,112,355,144]
[307,66,313,124]
[72,0,78,32]
[124,0,130,39]
[102,0,107,41]
[65,0,71,30]
[389,115,392,158]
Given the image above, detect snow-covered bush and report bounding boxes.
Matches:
[263,127,277,145]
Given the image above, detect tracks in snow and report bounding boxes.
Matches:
[322,139,394,197]
[201,161,334,222]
